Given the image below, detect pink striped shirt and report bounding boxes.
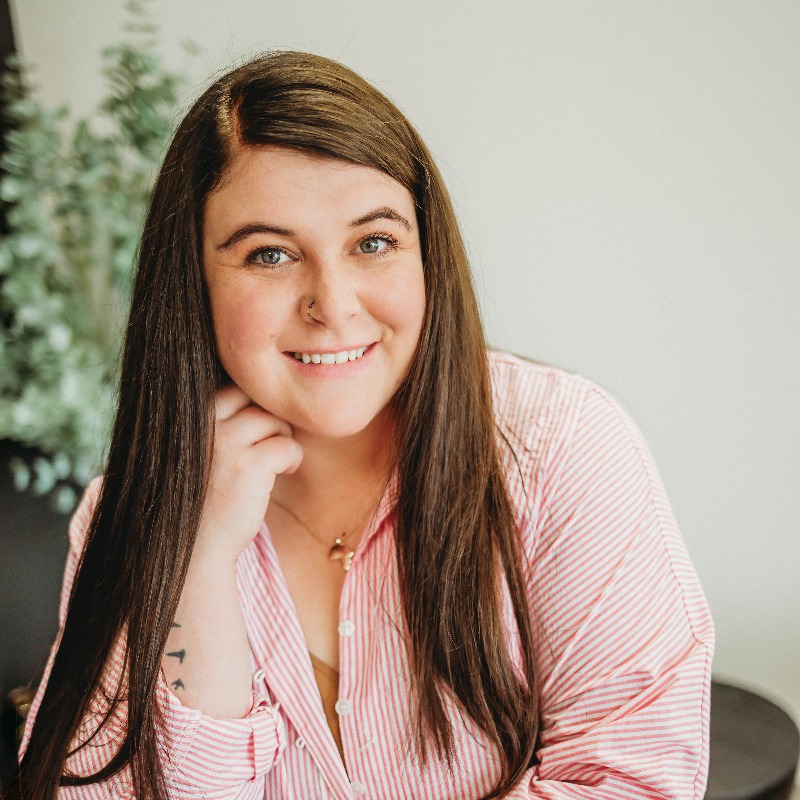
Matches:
[22,352,714,799]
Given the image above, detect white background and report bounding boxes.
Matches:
[9,0,799,736]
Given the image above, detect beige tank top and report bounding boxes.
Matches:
[309,652,345,763]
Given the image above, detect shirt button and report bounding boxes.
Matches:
[338,620,356,637]
[335,698,352,716]
[252,668,266,682]
[350,780,365,796]
[295,736,306,749]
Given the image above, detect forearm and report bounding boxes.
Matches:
[159,387,300,719]
[161,548,252,718]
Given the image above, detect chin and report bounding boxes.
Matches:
[294,403,392,441]
[296,417,375,441]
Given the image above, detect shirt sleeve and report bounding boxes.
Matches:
[20,478,286,799]
[513,378,714,799]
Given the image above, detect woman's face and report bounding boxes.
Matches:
[202,145,426,440]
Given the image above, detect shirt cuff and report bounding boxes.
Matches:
[156,673,286,785]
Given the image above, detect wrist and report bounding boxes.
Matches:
[187,539,241,578]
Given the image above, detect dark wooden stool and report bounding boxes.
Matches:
[706,680,799,800]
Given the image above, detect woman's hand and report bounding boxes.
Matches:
[195,384,303,565]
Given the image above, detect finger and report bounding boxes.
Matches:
[214,384,254,421]
[219,405,293,444]
[253,435,304,476]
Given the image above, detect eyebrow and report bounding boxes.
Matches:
[216,223,294,251]
[350,207,412,232]
[215,206,412,251]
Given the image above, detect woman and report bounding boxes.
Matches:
[17,51,714,799]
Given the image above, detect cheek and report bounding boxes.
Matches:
[211,295,282,363]
[409,284,427,342]
[375,268,426,338]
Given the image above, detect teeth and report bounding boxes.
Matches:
[292,346,369,365]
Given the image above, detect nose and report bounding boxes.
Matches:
[303,260,361,328]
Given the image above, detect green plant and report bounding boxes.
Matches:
[0,1,185,512]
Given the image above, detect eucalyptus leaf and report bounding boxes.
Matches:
[0,0,187,512]
[9,456,31,491]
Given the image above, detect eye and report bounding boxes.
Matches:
[246,247,292,267]
[358,235,398,255]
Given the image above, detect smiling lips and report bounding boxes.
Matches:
[291,346,369,365]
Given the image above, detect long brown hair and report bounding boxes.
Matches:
[17,51,538,799]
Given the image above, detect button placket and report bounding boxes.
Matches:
[339,578,361,782]
[337,616,354,726]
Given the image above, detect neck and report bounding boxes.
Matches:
[271,410,395,529]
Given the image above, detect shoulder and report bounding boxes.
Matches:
[68,476,104,553]
[488,350,629,459]
[489,350,668,547]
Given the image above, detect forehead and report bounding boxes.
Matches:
[206,144,416,225]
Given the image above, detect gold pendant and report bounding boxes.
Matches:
[329,538,355,572]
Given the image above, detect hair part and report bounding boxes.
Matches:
[16,51,538,799]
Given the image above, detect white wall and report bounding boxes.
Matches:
[10,0,799,722]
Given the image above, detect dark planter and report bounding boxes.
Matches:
[0,439,71,788]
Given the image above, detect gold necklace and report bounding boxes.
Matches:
[270,498,361,572]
